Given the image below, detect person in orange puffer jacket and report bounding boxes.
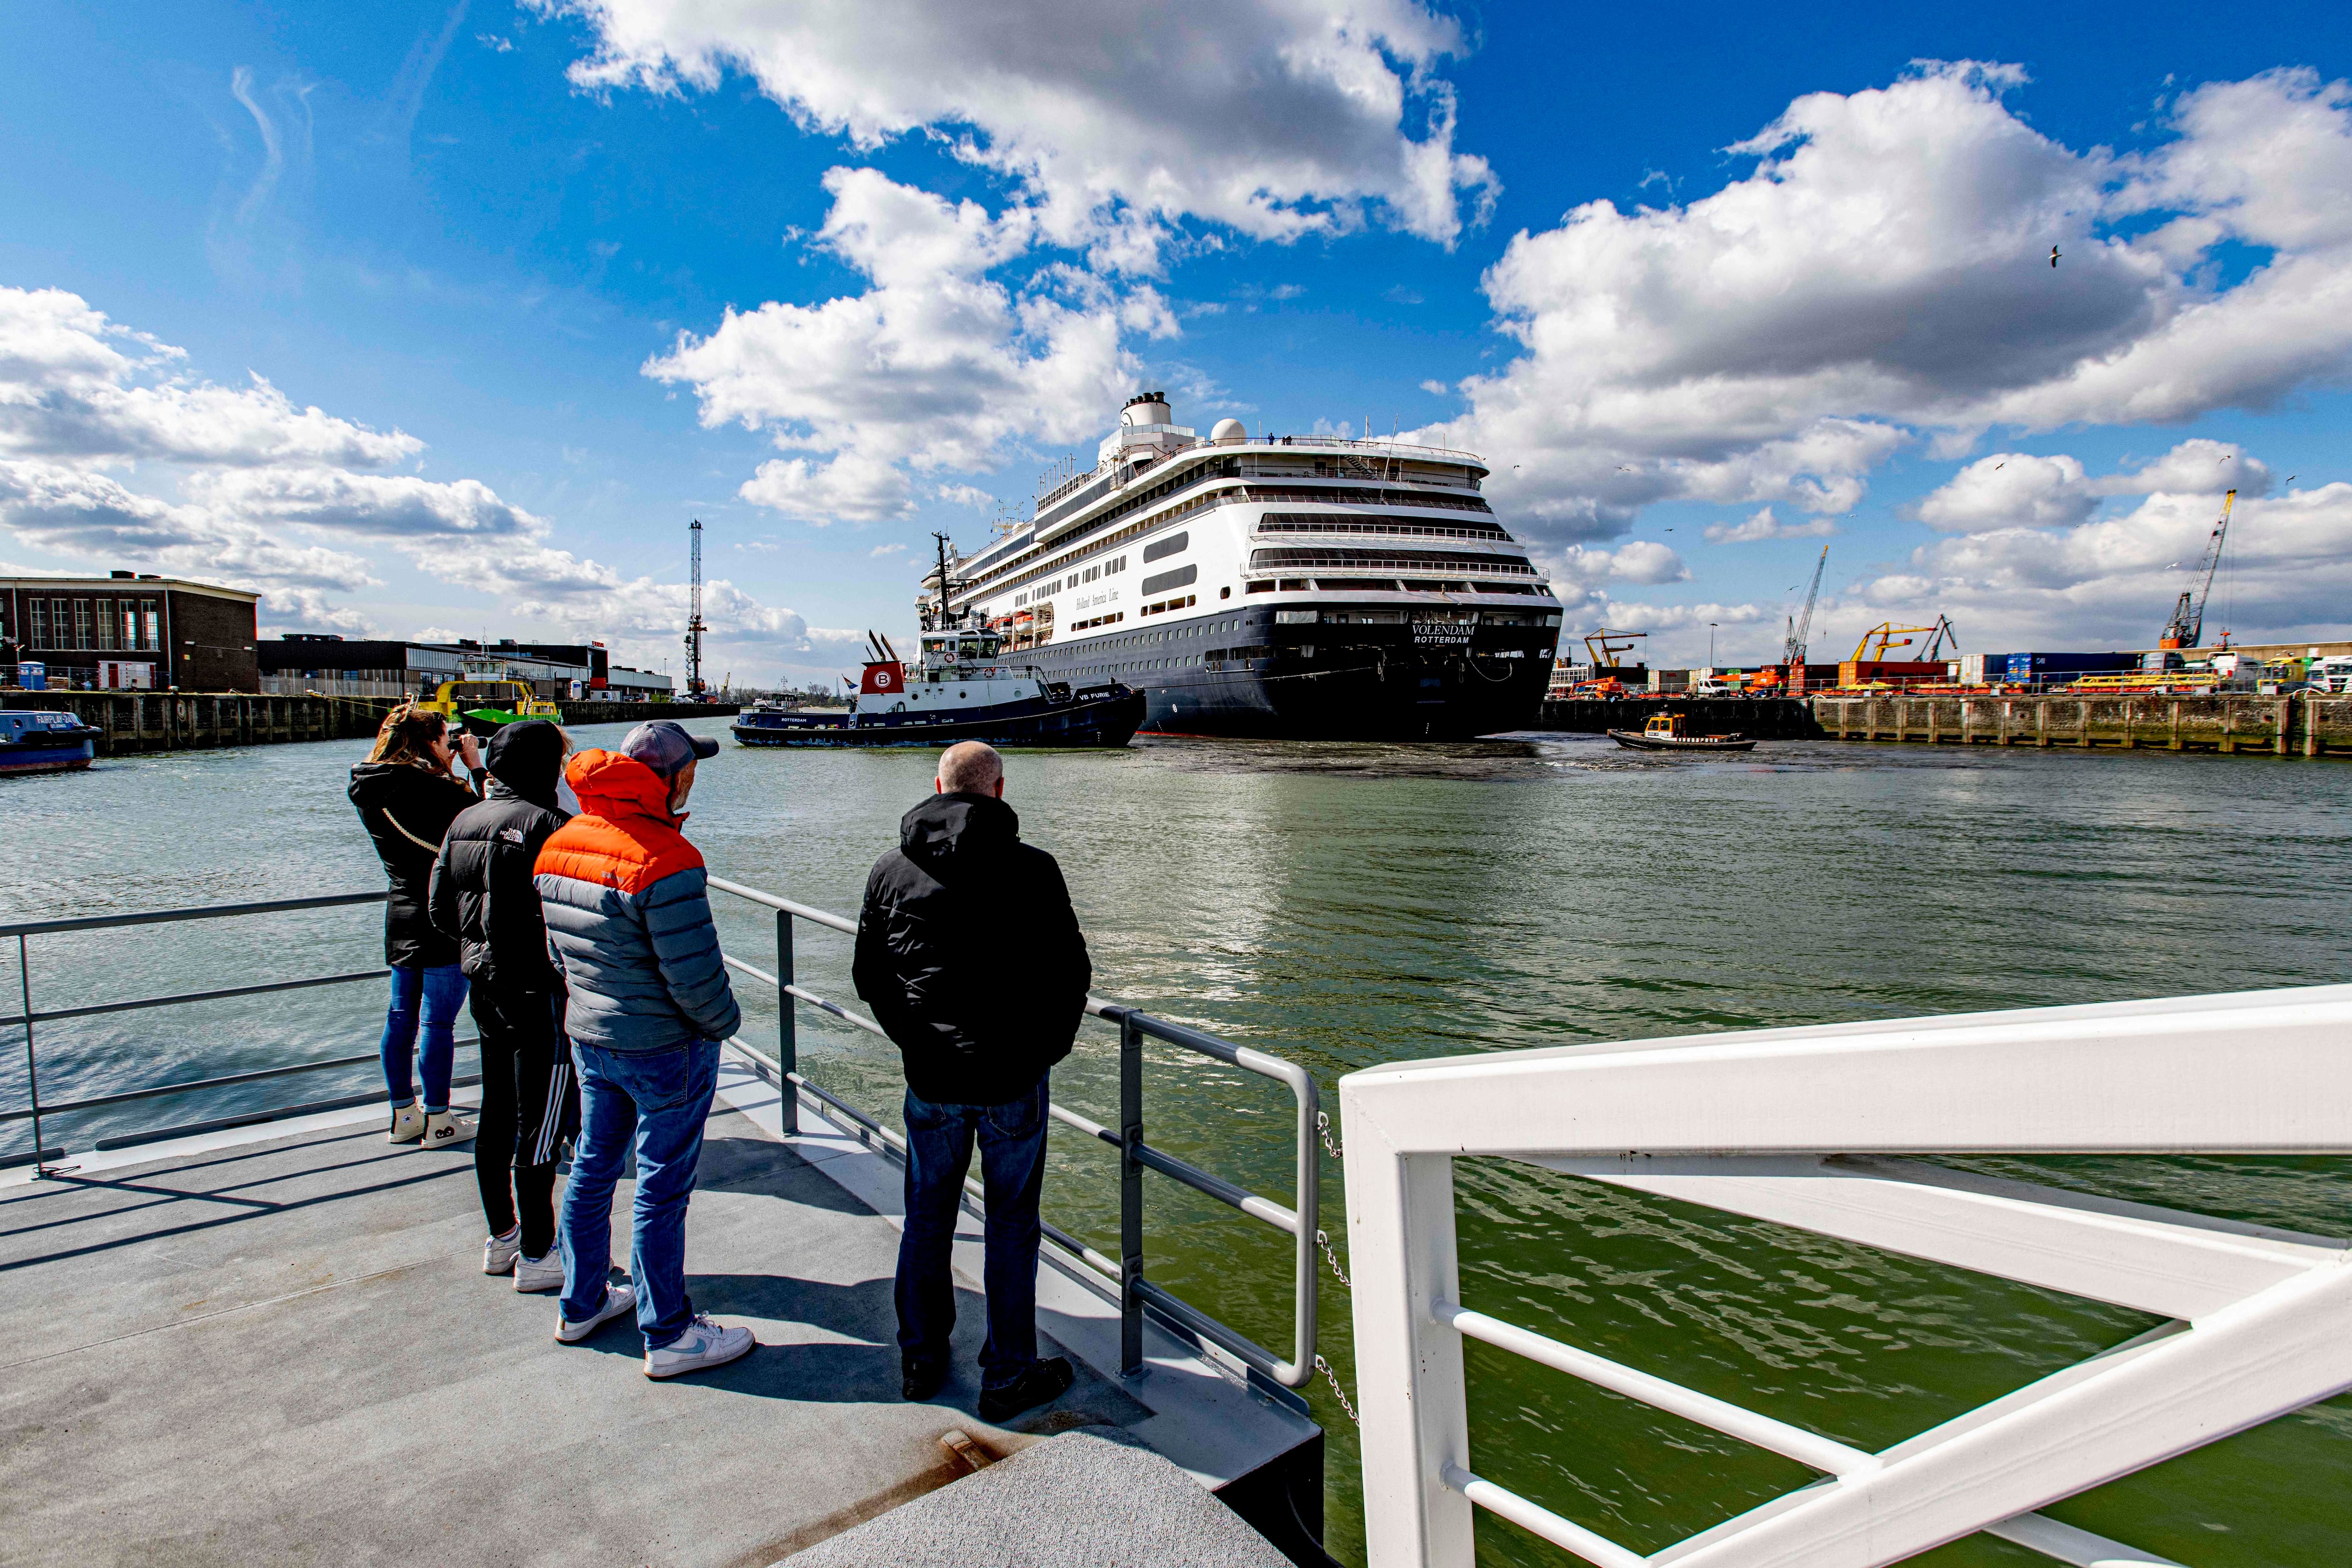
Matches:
[533,720,752,1380]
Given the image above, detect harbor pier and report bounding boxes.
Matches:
[1810,691,2352,756]
[0,691,740,755]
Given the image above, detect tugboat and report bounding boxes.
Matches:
[1608,710,1758,751]
[0,709,103,775]
[733,625,1144,749]
[735,539,1144,749]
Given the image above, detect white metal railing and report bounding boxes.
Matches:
[1338,986,2352,1568]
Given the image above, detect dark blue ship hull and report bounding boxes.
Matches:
[732,684,1145,748]
[0,711,101,775]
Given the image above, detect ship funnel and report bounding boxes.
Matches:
[1120,391,1172,427]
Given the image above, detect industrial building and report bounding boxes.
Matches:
[256,635,673,701]
[1,573,260,692]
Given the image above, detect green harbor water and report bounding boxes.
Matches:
[4,718,2348,1564]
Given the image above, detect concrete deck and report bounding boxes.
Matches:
[0,1059,1321,1567]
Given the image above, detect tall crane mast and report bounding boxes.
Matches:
[2161,488,2237,650]
[1783,545,1828,693]
[684,518,707,699]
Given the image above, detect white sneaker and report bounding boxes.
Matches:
[421,1109,477,1149]
[389,1104,425,1145]
[484,1227,522,1275]
[513,1252,565,1293]
[556,1283,636,1344]
[644,1313,755,1379]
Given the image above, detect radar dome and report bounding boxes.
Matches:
[1210,418,1247,443]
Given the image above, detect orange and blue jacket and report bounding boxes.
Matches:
[533,749,739,1052]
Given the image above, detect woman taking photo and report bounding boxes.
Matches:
[349,702,484,1149]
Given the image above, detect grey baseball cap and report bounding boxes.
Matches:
[620,719,720,779]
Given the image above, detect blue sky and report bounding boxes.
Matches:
[4,1,2351,681]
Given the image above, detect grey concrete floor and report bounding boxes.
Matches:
[784,1429,1293,1567]
[0,1107,1146,1568]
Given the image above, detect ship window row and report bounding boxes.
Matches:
[1245,577,1550,596]
[965,474,1494,600]
[1248,548,1536,574]
[1255,514,1511,541]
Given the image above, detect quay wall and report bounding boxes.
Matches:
[1537,696,1821,737]
[3,690,399,754]
[0,691,740,755]
[1811,692,2352,756]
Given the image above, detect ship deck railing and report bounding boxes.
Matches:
[0,879,1322,1397]
[1337,987,2352,1568]
[1,882,1327,1565]
[703,874,1320,1396]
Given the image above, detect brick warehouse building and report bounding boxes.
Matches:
[1,573,261,692]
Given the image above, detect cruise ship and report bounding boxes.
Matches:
[926,394,1563,740]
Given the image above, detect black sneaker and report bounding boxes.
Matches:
[977,1356,1074,1422]
[902,1356,947,1401]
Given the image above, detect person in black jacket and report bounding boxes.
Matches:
[852,741,1091,1421]
[429,720,577,1287]
[349,702,483,1150]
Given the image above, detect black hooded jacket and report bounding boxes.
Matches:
[852,793,1091,1106]
[349,758,481,968]
[428,721,572,990]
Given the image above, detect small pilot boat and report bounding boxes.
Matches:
[1607,710,1758,751]
[0,709,103,775]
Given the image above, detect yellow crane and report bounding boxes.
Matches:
[1582,628,1648,669]
[1850,615,1957,662]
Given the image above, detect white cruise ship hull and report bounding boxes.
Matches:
[938,398,1564,742]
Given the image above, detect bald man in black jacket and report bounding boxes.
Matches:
[853,741,1091,1421]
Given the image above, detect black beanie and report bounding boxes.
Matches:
[485,719,566,807]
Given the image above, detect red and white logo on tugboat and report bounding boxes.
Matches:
[860,663,901,694]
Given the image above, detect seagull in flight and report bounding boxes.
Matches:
[1994,462,2005,470]
[2050,246,2060,268]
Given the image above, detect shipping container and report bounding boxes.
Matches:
[1838,661,1949,687]
[2004,652,2137,679]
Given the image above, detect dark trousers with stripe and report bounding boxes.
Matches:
[469,983,575,1259]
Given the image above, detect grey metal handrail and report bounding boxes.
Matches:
[3,890,399,1172]
[705,873,1319,1391]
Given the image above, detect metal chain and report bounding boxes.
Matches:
[1314,1353,1361,1425]
[1310,1108,1361,1425]
[1315,1227,1352,1289]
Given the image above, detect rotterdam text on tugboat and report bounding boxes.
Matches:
[928,393,1563,740]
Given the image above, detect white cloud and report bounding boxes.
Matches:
[1854,472,2349,651]
[1414,64,2352,550]
[0,286,420,469]
[1915,438,2271,532]
[0,284,818,665]
[647,168,1152,523]
[1703,507,1839,544]
[534,0,1497,263]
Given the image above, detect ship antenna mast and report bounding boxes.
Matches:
[929,531,958,630]
[685,518,707,699]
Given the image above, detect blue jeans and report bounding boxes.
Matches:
[896,1080,1049,1392]
[381,963,466,1112]
[558,1039,720,1351]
